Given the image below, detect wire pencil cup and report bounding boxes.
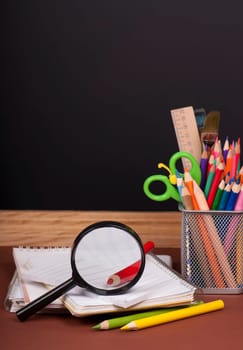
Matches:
[180,207,243,294]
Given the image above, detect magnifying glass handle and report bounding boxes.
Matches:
[16,277,75,321]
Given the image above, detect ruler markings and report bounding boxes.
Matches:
[170,106,202,170]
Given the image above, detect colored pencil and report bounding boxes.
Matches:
[93,301,204,330]
[236,218,243,285]
[181,181,210,284]
[185,173,225,287]
[212,137,222,160]
[182,168,209,210]
[207,161,225,209]
[120,300,224,330]
[181,182,212,285]
[217,183,232,210]
[192,179,209,210]
[181,185,193,210]
[224,213,242,256]
[234,183,243,211]
[185,169,235,287]
[222,136,229,163]
[204,162,216,198]
[200,145,208,190]
[224,148,233,178]
[211,179,225,210]
[203,215,237,287]
[207,153,215,177]
[225,182,241,211]
[176,170,184,198]
[184,169,199,210]
[231,138,240,179]
[224,171,231,185]
[239,166,243,185]
[107,241,154,286]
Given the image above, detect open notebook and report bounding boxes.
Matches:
[5,247,196,317]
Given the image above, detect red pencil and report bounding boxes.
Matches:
[207,161,225,208]
[107,241,155,286]
[231,138,240,179]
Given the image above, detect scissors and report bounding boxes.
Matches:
[143,151,201,202]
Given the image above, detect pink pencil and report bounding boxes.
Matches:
[223,182,242,255]
[234,183,243,211]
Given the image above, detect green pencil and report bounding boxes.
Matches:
[204,162,216,198]
[93,301,204,330]
[211,179,225,210]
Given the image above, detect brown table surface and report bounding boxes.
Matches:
[1,247,243,350]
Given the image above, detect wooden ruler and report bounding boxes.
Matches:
[170,106,202,170]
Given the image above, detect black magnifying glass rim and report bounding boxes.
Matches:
[70,220,146,295]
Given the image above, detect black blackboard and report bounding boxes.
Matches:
[1,1,242,211]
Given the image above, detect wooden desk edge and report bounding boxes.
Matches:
[0,210,182,247]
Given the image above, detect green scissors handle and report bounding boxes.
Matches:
[143,151,201,203]
[143,175,182,202]
[168,151,201,185]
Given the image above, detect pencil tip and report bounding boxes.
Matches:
[92,324,100,329]
[120,322,136,331]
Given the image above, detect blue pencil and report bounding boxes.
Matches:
[217,183,232,210]
[225,182,241,211]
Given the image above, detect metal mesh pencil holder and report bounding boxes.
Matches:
[180,207,243,294]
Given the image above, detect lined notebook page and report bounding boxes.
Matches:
[13,247,72,286]
[13,247,70,304]
[13,247,195,313]
[64,254,194,310]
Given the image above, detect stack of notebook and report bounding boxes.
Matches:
[5,247,196,317]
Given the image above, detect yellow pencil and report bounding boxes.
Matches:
[121,300,224,331]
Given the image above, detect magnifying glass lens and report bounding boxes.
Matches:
[72,225,144,292]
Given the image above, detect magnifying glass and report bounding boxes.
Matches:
[16,221,146,321]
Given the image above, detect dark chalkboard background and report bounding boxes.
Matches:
[1,1,242,211]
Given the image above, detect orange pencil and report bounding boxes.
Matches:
[195,217,225,288]
[184,169,225,288]
[239,166,243,185]
[184,169,199,210]
[224,147,233,178]
[181,185,194,210]
[192,180,209,211]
